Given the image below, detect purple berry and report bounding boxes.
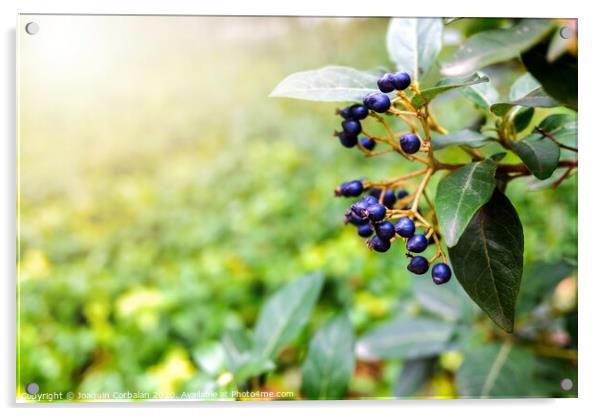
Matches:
[363,203,387,222]
[351,195,378,217]
[407,256,429,275]
[345,210,368,226]
[335,131,358,148]
[397,190,408,199]
[391,72,411,91]
[377,73,396,93]
[363,92,391,113]
[357,223,373,237]
[339,106,353,119]
[374,221,395,240]
[432,263,452,285]
[360,136,376,150]
[395,217,416,238]
[350,104,369,120]
[406,233,428,253]
[400,133,421,154]
[335,180,363,197]
[342,119,362,136]
[367,235,391,252]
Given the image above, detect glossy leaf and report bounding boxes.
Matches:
[511,133,560,179]
[511,106,535,133]
[434,158,498,247]
[386,18,443,81]
[490,88,559,116]
[252,273,323,359]
[460,72,499,111]
[301,313,355,399]
[355,317,455,360]
[538,113,577,147]
[508,73,540,101]
[269,66,380,102]
[394,358,436,397]
[431,129,490,150]
[522,35,578,109]
[442,19,554,76]
[456,343,536,397]
[449,190,524,332]
[412,73,489,108]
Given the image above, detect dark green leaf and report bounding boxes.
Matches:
[511,133,560,179]
[490,88,559,116]
[394,358,436,397]
[539,113,577,147]
[431,129,490,150]
[386,18,443,81]
[252,273,323,359]
[412,73,489,108]
[456,343,536,397]
[411,275,477,322]
[511,107,535,133]
[301,313,355,399]
[521,35,578,109]
[449,190,524,332]
[460,72,499,111]
[434,159,498,247]
[269,66,380,102]
[442,19,554,76]
[355,317,455,360]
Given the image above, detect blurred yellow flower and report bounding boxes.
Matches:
[148,349,196,394]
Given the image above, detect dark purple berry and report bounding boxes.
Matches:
[377,73,396,93]
[395,217,416,238]
[368,189,396,208]
[363,92,391,113]
[397,189,409,199]
[335,180,363,197]
[374,221,395,240]
[363,203,387,222]
[432,263,452,285]
[338,106,353,119]
[342,119,362,136]
[360,136,376,150]
[345,210,368,226]
[407,256,429,275]
[357,223,373,237]
[350,104,369,120]
[391,72,411,91]
[400,133,421,154]
[335,131,358,148]
[427,233,436,245]
[382,190,396,208]
[367,235,391,252]
[362,195,379,205]
[351,195,378,217]
[406,233,428,253]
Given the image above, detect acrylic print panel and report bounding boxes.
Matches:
[17,15,578,402]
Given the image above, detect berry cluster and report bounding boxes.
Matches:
[338,182,451,285]
[331,71,453,285]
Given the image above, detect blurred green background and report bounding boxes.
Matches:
[17,16,576,400]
